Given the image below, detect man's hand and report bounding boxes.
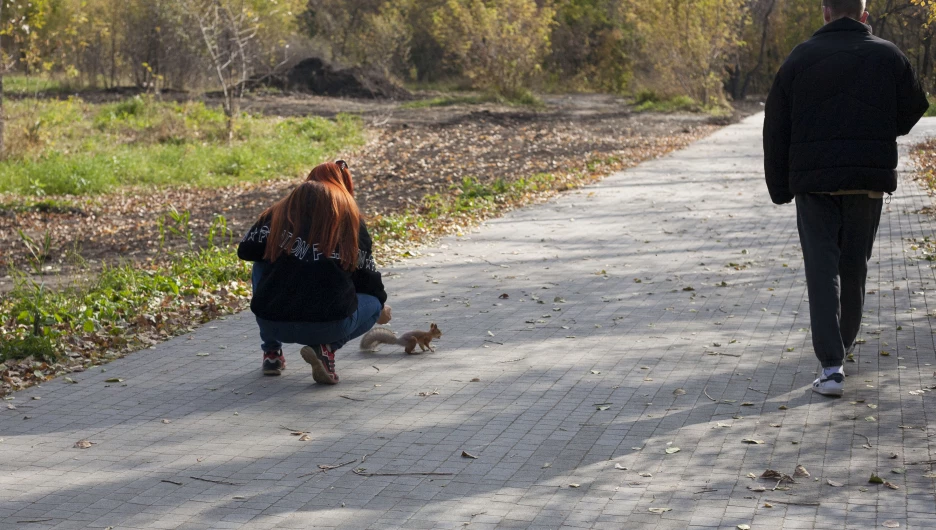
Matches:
[377,304,392,325]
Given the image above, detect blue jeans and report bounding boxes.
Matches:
[251,262,381,352]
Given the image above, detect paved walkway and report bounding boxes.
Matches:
[3,115,936,530]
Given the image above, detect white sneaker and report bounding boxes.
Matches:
[812,372,844,396]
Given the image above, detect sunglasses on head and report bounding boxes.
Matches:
[336,160,348,170]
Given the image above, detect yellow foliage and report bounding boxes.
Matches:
[432,0,555,97]
[630,0,745,105]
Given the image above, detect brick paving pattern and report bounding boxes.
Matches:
[2,114,936,529]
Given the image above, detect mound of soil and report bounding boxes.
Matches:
[283,58,411,100]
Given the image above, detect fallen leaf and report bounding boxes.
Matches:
[794,465,810,478]
[769,423,782,428]
[738,525,751,530]
[63,377,77,384]
[648,507,671,514]
[890,453,899,459]
[665,447,681,454]
[747,486,766,492]
[761,469,795,483]
[298,434,312,441]
[742,439,765,444]
[104,378,123,383]
[470,378,480,382]
[827,479,844,487]
[614,463,627,470]
[764,502,774,508]
[74,440,93,449]
[884,481,899,490]
[740,402,755,406]
[673,388,686,395]
[869,473,884,484]
[461,451,478,459]
[542,463,551,468]
[778,405,788,410]
[866,416,877,422]
[883,522,900,528]
[717,422,732,428]
[639,472,652,477]
[891,468,906,475]
[498,293,509,299]
[568,483,580,488]
[161,419,171,424]
[746,473,757,479]
[591,370,601,375]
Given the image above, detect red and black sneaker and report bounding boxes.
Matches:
[300,345,339,385]
[262,350,285,376]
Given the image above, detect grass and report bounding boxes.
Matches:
[2,74,74,96]
[0,95,365,196]
[402,90,543,110]
[633,90,700,113]
[0,234,251,365]
[925,96,936,118]
[402,94,501,109]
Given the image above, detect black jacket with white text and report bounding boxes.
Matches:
[237,218,387,323]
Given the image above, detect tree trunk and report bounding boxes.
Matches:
[0,0,5,160]
[0,73,5,160]
[226,95,237,143]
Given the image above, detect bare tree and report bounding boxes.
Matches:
[183,0,261,141]
[1,0,6,159]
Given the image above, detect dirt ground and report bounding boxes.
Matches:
[0,93,764,288]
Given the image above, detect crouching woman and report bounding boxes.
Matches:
[237,176,389,384]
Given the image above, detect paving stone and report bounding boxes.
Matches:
[2,115,936,528]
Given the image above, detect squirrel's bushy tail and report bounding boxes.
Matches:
[360,327,398,351]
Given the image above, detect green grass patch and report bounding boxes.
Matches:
[0,95,365,196]
[0,239,251,365]
[401,90,543,110]
[2,75,72,96]
[634,90,699,113]
[402,94,499,109]
[925,96,936,118]
[0,197,86,215]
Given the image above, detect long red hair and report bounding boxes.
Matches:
[307,160,354,196]
[261,180,361,270]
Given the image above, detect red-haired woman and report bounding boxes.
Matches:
[238,161,390,384]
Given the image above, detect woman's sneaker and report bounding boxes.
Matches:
[812,372,844,396]
[301,345,339,385]
[262,350,286,376]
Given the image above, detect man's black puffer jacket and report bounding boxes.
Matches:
[763,17,929,205]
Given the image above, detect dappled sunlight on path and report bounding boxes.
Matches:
[3,115,936,529]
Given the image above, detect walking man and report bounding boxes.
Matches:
[763,0,929,396]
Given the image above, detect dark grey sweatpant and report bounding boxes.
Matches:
[795,193,883,368]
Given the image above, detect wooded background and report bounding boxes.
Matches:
[1,0,934,104]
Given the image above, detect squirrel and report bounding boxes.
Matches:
[360,324,442,354]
